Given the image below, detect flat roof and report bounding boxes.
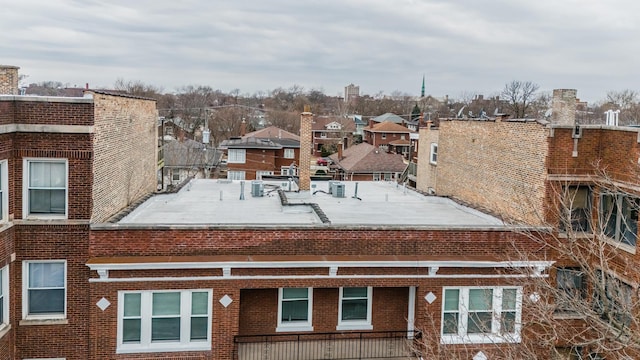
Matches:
[117,179,504,227]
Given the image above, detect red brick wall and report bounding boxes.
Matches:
[15,100,94,126]
[0,102,15,125]
[14,224,90,360]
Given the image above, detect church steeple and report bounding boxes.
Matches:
[421,74,425,97]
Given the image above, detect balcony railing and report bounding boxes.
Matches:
[234,330,418,360]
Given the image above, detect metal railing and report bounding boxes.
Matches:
[234,330,417,360]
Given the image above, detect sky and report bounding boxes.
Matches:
[1,0,639,103]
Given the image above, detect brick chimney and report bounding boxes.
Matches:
[298,105,313,191]
[551,89,577,126]
[337,141,343,161]
[240,119,246,136]
[0,65,20,95]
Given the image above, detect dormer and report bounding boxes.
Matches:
[325,121,342,130]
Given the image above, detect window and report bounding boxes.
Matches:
[23,261,66,319]
[277,288,313,332]
[372,173,381,181]
[0,160,7,222]
[381,133,387,139]
[24,159,67,217]
[320,132,327,138]
[227,149,246,164]
[401,134,406,140]
[281,166,298,176]
[384,173,392,181]
[337,287,372,330]
[283,148,295,159]
[0,266,8,330]
[555,268,585,313]
[118,290,211,353]
[600,193,638,247]
[227,171,245,181]
[594,270,632,328]
[172,172,180,182]
[430,143,438,165]
[256,171,273,180]
[441,287,521,344]
[560,186,591,233]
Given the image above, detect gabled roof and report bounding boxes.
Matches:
[312,116,356,132]
[329,143,407,173]
[163,139,214,167]
[219,136,289,150]
[244,126,299,141]
[372,113,405,124]
[363,121,415,133]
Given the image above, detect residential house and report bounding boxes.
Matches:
[161,139,219,188]
[417,89,640,359]
[371,112,405,125]
[362,120,415,156]
[219,126,300,180]
[329,142,408,181]
[311,116,355,157]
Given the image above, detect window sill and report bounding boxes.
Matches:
[557,231,593,239]
[276,325,314,333]
[20,318,68,326]
[553,312,587,320]
[601,237,637,254]
[117,342,210,354]
[441,333,521,345]
[336,323,373,331]
[0,324,10,339]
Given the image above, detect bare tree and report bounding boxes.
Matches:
[501,80,540,118]
[113,78,163,98]
[604,90,640,125]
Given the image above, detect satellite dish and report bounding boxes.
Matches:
[456,106,466,118]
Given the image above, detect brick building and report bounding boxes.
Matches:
[0,65,158,359]
[417,89,640,359]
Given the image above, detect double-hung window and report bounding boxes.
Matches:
[430,143,438,165]
[555,268,585,314]
[0,265,8,330]
[560,186,591,233]
[23,260,66,320]
[24,159,67,218]
[118,290,211,353]
[600,193,638,247]
[227,149,246,164]
[227,171,246,181]
[593,270,632,328]
[441,287,522,344]
[337,287,372,330]
[283,149,295,159]
[0,160,7,222]
[277,288,313,332]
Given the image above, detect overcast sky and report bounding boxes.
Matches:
[2,0,638,103]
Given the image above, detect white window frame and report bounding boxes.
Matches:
[0,265,8,331]
[381,133,387,139]
[256,171,274,180]
[276,288,313,332]
[22,260,66,320]
[337,287,373,331]
[372,173,381,181]
[227,171,246,181]
[441,286,522,344]
[283,148,295,159]
[117,289,212,354]
[0,160,7,223]
[23,158,68,219]
[430,143,438,165]
[227,149,246,164]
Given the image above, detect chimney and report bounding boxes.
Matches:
[368,119,375,128]
[0,65,20,95]
[337,141,343,161]
[551,89,577,126]
[298,105,313,191]
[240,119,246,137]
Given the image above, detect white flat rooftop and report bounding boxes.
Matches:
[118,179,504,227]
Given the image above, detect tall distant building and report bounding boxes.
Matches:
[421,74,425,97]
[344,83,359,103]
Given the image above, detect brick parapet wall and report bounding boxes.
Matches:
[91,92,157,222]
[420,119,549,225]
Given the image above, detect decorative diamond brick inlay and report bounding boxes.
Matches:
[473,351,488,360]
[96,297,111,311]
[424,292,436,304]
[219,294,233,308]
[529,292,541,303]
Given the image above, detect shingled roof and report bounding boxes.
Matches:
[363,121,415,133]
[329,143,406,173]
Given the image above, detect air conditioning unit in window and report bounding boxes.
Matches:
[251,180,264,197]
[331,182,345,198]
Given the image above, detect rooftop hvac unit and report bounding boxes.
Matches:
[251,180,264,197]
[331,182,345,198]
[328,180,340,194]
